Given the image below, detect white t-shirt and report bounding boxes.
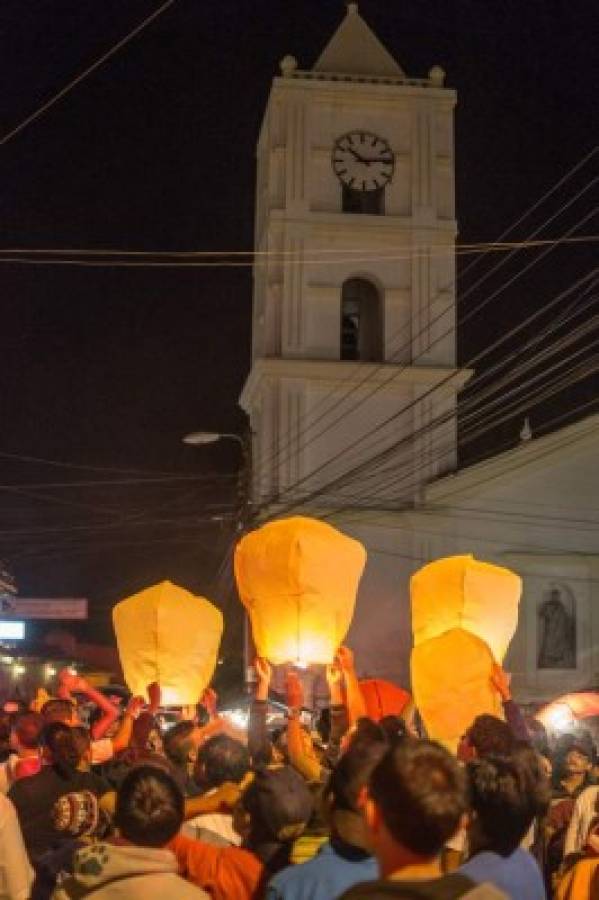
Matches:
[0,793,34,899]
[181,788,241,846]
[564,785,599,855]
[182,812,241,846]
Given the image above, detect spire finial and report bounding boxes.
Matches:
[520,417,532,442]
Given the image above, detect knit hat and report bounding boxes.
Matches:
[242,765,313,842]
[52,791,100,837]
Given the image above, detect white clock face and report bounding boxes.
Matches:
[332,131,394,192]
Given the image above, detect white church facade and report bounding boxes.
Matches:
[240,4,599,704]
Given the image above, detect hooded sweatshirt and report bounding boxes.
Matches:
[51,841,208,899]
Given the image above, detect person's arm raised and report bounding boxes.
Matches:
[58,669,120,740]
[337,646,366,726]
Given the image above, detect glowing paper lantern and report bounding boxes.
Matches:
[360,679,411,722]
[410,555,521,751]
[234,517,366,666]
[113,580,223,706]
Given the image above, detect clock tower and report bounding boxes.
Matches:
[240,4,469,681]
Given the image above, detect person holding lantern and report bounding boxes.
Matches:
[265,735,387,900]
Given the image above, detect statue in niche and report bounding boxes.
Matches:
[537,584,576,669]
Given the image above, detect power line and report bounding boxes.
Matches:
[251,154,599,491]
[351,383,599,516]
[0,235,596,264]
[0,447,207,478]
[255,189,598,494]
[0,474,235,491]
[314,291,599,512]
[309,277,599,495]
[258,259,598,517]
[0,0,177,146]
[364,545,599,588]
[291,352,599,516]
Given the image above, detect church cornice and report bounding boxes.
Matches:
[240,358,471,412]
[267,210,458,237]
[271,74,456,104]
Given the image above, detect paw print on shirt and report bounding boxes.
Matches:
[78,844,110,877]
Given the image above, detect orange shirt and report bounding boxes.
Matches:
[168,833,264,900]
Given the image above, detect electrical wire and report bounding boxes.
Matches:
[0,235,596,266]
[0,0,177,146]
[251,166,599,492]
[254,204,598,502]
[314,295,599,509]
[304,277,599,492]
[328,378,599,512]
[362,545,599,587]
[288,352,599,514]
[258,259,598,516]
[0,447,219,478]
[0,474,235,491]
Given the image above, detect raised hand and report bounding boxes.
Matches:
[336,645,355,673]
[201,687,218,718]
[254,657,272,685]
[125,695,145,719]
[490,662,512,701]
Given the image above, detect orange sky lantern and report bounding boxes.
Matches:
[410,555,521,752]
[113,580,223,706]
[234,516,366,666]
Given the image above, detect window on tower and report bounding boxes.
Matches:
[341,278,383,361]
[342,185,384,215]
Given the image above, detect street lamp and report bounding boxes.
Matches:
[182,431,244,448]
[183,428,254,686]
[182,431,250,526]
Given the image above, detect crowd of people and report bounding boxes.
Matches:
[0,648,597,899]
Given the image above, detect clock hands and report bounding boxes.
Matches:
[347,146,370,164]
[345,146,393,166]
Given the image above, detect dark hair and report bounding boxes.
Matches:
[115,765,184,847]
[43,722,82,776]
[131,712,158,750]
[369,740,467,856]
[14,712,44,750]
[41,699,75,725]
[379,715,408,747]
[326,736,387,814]
[0,713,11,743]
[71,725,91,758]
[524,718,550,759]
[467,753,551,856]
[163,721,195,767]
[467,715,514,758]
[552,730,596,786]
[195,734,250,789]
[350,717,387,749]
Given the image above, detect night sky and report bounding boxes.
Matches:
[0,1,597,650]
